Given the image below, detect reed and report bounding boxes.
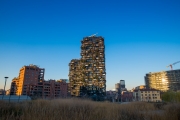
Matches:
[0,99,180,120]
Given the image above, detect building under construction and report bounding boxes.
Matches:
[145,69,180,92]
[69,35,106,97]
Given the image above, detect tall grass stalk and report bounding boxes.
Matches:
[0,99,180,120]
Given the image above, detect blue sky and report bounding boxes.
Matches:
[0,0,180,90]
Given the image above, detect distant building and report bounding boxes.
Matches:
[114,80,127,101]
[106,90,117,102]
[133,89,161,102]
[121,91,133,102]
[134,85,146,90]
[116,80,126,91]
[115,83,120,94]
[145,69,180,91]
[0,89,5,95]
[6,89,10,95]
[69,35,106,97]
[120,80,125,88]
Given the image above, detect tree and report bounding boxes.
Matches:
[162,91,180,102]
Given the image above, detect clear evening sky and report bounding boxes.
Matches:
[0,0,180,90]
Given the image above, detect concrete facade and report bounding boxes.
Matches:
[133,89,161,102]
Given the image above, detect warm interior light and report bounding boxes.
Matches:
[162,78,166,82]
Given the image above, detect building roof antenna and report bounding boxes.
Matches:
[89,33,98,37]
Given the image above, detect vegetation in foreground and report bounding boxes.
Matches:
[0,99,180,120]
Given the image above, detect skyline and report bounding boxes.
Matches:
[0,0,180,90]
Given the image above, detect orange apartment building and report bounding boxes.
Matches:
[32,79,68,99]
[10,65,68,99]
[10,77,19,95]
[10,64,44,95]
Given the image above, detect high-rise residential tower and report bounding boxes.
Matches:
[145,69,180,91]
[69,35,106,97]
[69,59,81,96]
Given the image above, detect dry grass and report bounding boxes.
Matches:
[0,99,180,120]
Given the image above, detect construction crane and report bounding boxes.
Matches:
[167,61,180,70]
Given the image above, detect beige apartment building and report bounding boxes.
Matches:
[133,89,161,102]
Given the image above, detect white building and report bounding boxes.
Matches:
[133,89,161,102]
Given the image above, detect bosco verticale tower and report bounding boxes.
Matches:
[69,35,106,97]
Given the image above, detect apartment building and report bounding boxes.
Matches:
[10,65,68,99]
[31,79,68,99]
[133,89,161,102]
[106,90,118,102]
[10,64,45,95]
[121,91,133,102]
[10,77,19,95]
[145,69,180,91]
[134,85,146,90]
[69,35,106,97]
[69,59,81,96]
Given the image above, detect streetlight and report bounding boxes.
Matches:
[2,77,8,100]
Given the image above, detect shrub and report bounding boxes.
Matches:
[161,91,180,102]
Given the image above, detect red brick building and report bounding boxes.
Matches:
[10,65,68,99]
[10,64,45,95]
[28,79,68,99]
[121,91,133,102]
